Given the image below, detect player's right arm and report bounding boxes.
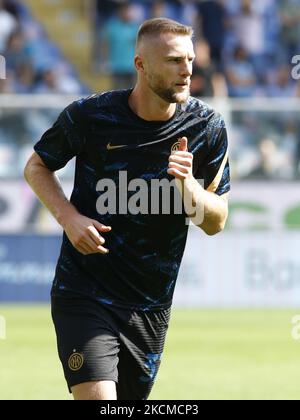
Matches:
[24,99,111,256]
[24,152,111,255]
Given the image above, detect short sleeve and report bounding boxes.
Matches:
[194,114,230,196]
[34,101,85,171]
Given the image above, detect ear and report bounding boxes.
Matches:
[135,55,144,72]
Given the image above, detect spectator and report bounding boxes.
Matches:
[150,0,184,21]
[230,0,267,81]
[3,0,20,20]
[97,0,124,23]
[13,62,35,93]
[100,3,139,89]
[231,0,265,56]
[246,137,281,180]
[278,0,300,59]
[267,64,299,97]
[34,66,81,94]
[190,39,227,97]
[4,30,32,74]
[280,119,299,178]
[196,0,227,69]
[225,46,257,97]
[0,72,13,92]
[0,0,17,52]
[151,1,169,19]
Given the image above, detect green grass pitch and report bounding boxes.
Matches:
[0,305,299,400]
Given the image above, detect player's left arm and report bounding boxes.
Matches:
[167,137,229,235]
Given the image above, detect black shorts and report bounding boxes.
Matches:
[51,295,171,400]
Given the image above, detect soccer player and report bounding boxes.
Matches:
[24,18,230,400]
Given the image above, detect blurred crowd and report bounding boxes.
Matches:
[96,0,300,98]
[230,110,300,180]
[1,0,300,97]
[1,0,300,180]
[0,0,84,94]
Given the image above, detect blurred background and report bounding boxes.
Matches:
[0,0,300,400]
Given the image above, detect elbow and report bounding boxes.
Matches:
[202,216,228,236]
[203,224,224,236]
[200,197,229,236]
[24,152,45,184]
[23,162,30,183]
[23,160,32,184]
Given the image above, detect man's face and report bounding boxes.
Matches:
[141,33,195,104]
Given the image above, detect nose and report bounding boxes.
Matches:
[180,58,192,78]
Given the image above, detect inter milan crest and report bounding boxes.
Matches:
[68,351,84,371]
[171,140,181,153]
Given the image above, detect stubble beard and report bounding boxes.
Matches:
[148,73,190,104]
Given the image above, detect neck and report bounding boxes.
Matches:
[128,84,177,122]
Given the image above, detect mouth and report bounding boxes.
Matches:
[176,82,190,88]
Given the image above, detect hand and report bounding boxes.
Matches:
[62,213,111,255]
[167,137,194,182]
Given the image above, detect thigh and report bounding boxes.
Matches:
[117,307,171,400]
[51,296,120,391]
[71,380,117,400]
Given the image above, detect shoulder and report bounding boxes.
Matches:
[76,90,126,110]
[183,96,225,129]
[184,97,227,149]
[64,90,128,122]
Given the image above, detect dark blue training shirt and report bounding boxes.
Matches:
[34,89,230,311]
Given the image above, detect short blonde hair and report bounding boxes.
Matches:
[137,18,193,46]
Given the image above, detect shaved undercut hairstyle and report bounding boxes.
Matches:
[136,18,193,48]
